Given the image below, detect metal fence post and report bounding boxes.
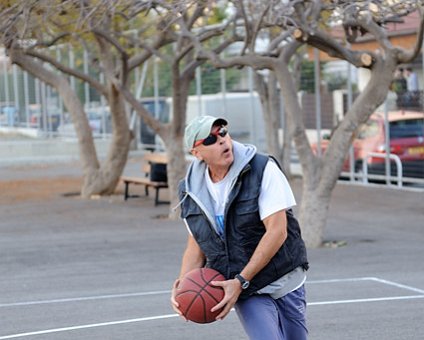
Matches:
[314,48,322,156]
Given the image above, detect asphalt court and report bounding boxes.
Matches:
[1,163,423,339]
[1,277,423,339]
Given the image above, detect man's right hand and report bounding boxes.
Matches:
[170,278,187,321]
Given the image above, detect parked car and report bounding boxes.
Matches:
[139,98,170,147]
[0,103,20,126]
[29,105,61,132]
[57,107,111,137]
[314,111,424,178]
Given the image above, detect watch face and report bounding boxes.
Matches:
[236,274,250,289]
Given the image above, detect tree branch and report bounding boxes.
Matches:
[127,31,172,71]
[117,82,164,135]
[186,0,206,29]
[355,11,392,51]
[267,30,294,55]
[281,40,302,64]
[181,33,241,78]
[176,25,229,64]
[249,2,271,53]
[31,32,71,48]
[201,50,276,71]
[24,48,108,96]
[173,9,239,66]
[236,1,252,55]
[397,8,424,63]
[293,28,375,68]
[92,28,129,85]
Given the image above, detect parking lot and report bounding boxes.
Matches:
[0,161,423,339]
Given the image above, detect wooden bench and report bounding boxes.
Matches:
[121,152,170,206]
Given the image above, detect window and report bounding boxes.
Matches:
[390,119,424,139]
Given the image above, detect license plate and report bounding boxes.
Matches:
[408,146,424,155]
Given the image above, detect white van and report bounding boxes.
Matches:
[140,92,266,151]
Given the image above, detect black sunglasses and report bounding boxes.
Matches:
[194,126,228,147]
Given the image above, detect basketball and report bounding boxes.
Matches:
[175,267,225,323]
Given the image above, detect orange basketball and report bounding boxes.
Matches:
[175,268,225,323]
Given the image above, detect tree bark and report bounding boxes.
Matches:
[253,70,296,178]
[163,61,195,219]
[275,52,398,248]
[9,48,131,198]
[298,187,331,248]
[81,85,131,197]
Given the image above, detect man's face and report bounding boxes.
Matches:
[191,125,234,169]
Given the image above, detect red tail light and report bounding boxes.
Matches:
[390,145,404,155]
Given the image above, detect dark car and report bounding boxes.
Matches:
[139,98,170,147]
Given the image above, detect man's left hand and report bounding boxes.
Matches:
[210,278,242,320]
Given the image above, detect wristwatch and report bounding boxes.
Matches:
[235,274,250,289]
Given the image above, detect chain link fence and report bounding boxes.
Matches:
[1,47,423,186]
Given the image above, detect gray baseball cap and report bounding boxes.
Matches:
[184,115,228,149]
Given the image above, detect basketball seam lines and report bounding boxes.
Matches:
[176,269,224,323]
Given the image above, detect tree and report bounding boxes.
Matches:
[254,70,285,171]
[0,0,242,215]
[0,0,163,197]
[187,0,424,247]
[253,47,306,177]
[115,1,242,216]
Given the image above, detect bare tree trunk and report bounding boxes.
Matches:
[274,59,325,247]
[165,133,187,219]
[81,85,131,197]
[166,62,195,218]
[117,63,193,219]
[283,51,303,178]
[277,53,397,247]
[189,2,424,248]
[282,110,293,178]
[298,186,330,248]
[254,71,287,172]
[9,48,131,198]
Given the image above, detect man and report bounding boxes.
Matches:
[171,115,309,340]
[405,67,419,92]
[403,67,419,109]
[391,68,407,95]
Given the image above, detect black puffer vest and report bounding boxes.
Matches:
[179,153,308,298]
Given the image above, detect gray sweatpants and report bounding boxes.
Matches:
[235,285,308,340]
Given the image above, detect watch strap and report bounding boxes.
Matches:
[235,274,250,289]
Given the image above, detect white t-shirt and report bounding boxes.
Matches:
[205,169,232,238]
[204,158,304,299]
[205,159,296,227]
[407,72,419,91]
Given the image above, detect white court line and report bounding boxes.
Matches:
[1,294,424,339]
[0,290,171,308]
[307,276,424,294]
[307,277,376,284]
[0,314,177,340]
[307,277,424,294]
[308,294,424,306]
[368,277,424,294]
[2,277,423,308]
